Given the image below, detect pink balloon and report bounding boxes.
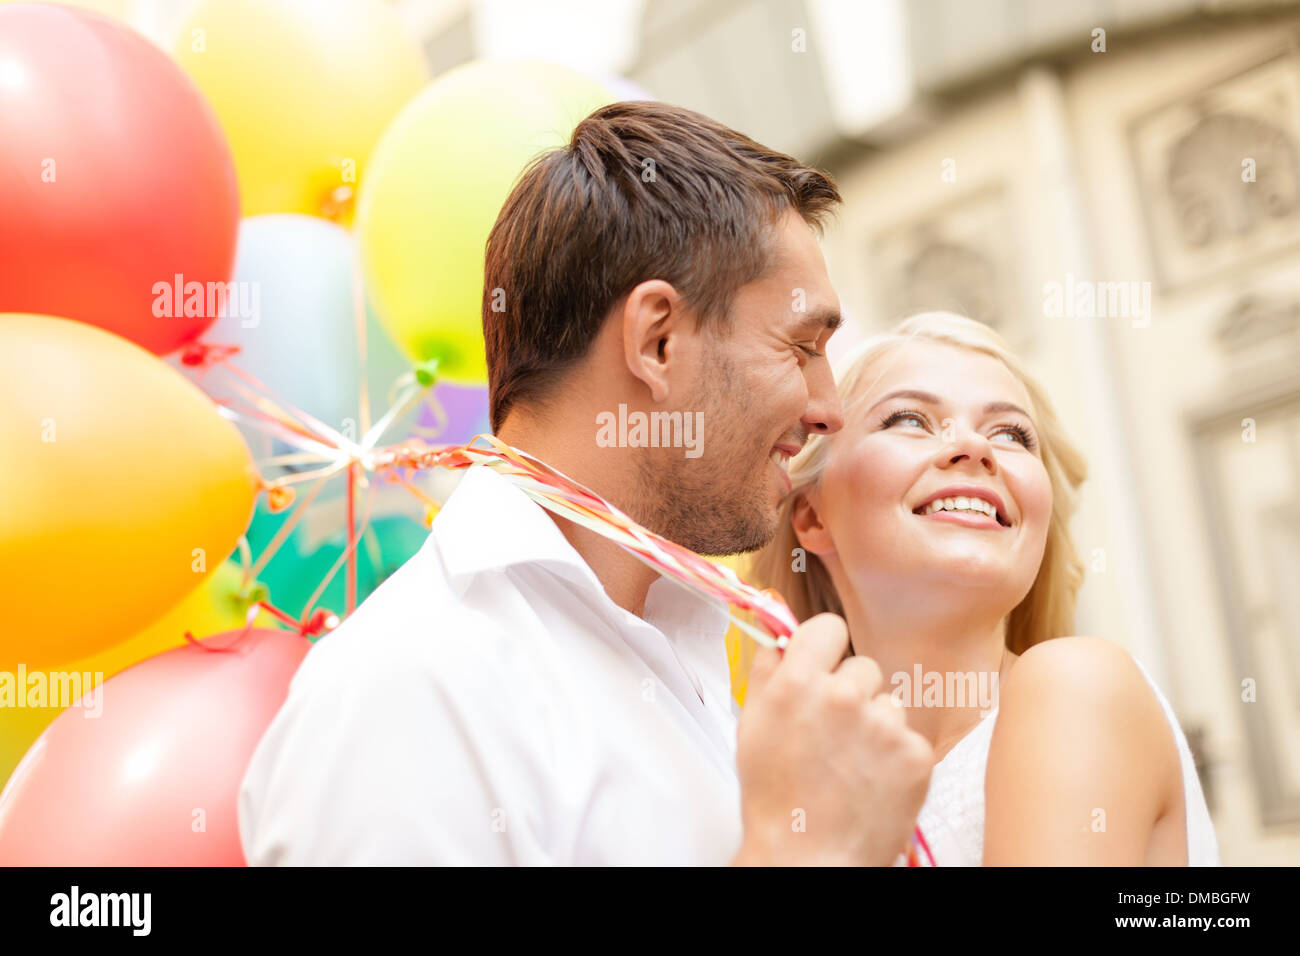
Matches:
[0,629,310,865]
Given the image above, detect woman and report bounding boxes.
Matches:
[750,311,1219,865]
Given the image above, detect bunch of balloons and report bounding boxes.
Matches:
[0,0,630,864]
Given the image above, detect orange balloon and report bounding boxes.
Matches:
[0,314,259,669]
[0,561,276,789]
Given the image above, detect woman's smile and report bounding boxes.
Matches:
[911,484,1010,528]
[915,506,1006,530]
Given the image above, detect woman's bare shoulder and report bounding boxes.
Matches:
[1000,636,1151,708]
[983,636,1181,863]
[993,635,1177,784]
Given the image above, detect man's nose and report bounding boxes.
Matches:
[802,361,844,435]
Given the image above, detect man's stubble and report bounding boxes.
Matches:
[630,347,780,557]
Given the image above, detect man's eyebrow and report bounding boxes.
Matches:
[794,308,843,332]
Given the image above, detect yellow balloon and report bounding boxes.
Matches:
[725,615,757,709]
[173,0,428,223]
[71,564,275,675]
[0,314,259,670]
[0,703,55,798]
[706,553,761,708]
[0,561,276,789]
[357,60,615,384]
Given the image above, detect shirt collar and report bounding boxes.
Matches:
[430,463,730,639]
[430,461,741,746]
[431,463,594,585]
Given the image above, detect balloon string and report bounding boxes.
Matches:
[300,478,378,624]
[372,434,932,864]
[255,598,336,639]
[179,340,242,373]
[179,336,436,646]
[372,435,797,644]
[186,339,435,481]
[221,367,355,454]
[183,592,340,654]
[409,392,450,441]
[346,462,358,615]
[246,476,328,581]
[196,349,360,461]
[351,233,372,439]
[387,471,441,524]
[914,825,936,867]
[258,461,352,488]
[183,597,261,652]
[186,347,328,434]
[360,381,425,453]
[235,535,254,590]
[217,403,344,463]
[210,382,344,459]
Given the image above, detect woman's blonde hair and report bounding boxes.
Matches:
[749,311,1088,655]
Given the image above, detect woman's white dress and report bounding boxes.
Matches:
[897,653,1221,866]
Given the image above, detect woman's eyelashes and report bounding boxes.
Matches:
[878,408,930,431]
[876,407,1038,451]
[990,422,1037,451]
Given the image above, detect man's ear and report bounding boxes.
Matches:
[621,279,685,404]
[791,491,835,556]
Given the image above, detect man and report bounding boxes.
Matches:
[239,100,933,865]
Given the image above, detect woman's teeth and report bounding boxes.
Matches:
[922,496,998,519]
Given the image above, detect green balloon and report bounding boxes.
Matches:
[244,502,428,621]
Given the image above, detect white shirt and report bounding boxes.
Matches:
[238,463,744,865]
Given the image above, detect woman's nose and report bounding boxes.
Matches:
[937,424,996,472]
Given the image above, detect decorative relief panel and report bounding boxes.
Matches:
[1130,52,1300,290]
[1214,294,1300,354]
[868,187,1023,347]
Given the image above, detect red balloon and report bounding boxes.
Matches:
[0,628,310,865]
[0,4,239,354]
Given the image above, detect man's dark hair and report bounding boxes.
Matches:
[482,99,841,432]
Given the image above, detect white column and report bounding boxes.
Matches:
[1017,66,1174,695]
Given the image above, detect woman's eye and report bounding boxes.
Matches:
[882,410,929,431]
[991,425,1032,447]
